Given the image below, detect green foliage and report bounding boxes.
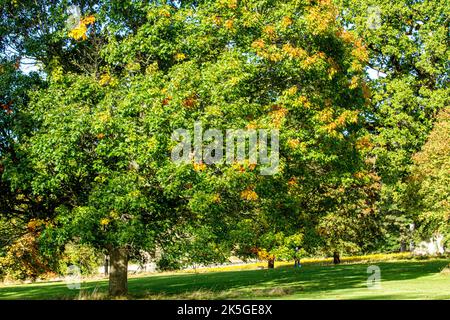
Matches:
[158,226,228,271]
[337,0,450,248]
[0,0,448,284]
[11,0,373,267]
[405,108,450,244]
[59,242,103,275]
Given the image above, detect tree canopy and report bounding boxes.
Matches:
[0,0,448,296]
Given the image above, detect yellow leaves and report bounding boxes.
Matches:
[350,59,364,73]
[328,67,338,79]
[251,39,265,49]
[300,53,324,70]
[263,25,276,39]
[98,111,111,123]
[228,76,240,86]
[68,25,88,40]
[175,53,186,61]
[219,0,238,9]
[83,15,95,25]
[232,160,256,173]
[339,30,368,73]
[349,76,360,89]
[339,30,356,44]
[98,72,118,87]
[327,57,339,79]
[246,121,258,130]
[27,219,45,232]
[286,85,298,96]
[281,16,293,28]
[224,19,234,30]
[356,135,373,151]
[287,138,304,151]
[100,218,110,226]
[324,122,338,134]
[352,45,369,63]
[68,15,95,40]
[297,95,311,108]
[213,15,223,26]
[145,62,159,74]
[282,43,307,59]
[362,82,371,100]
[128,190,141,198]
[305,1,337,36]
[353,171,364,180]
[110,211,119,220]
[158,8,171,17]
[255,42,310,63]
[193,161,207,171]
[126,61,141,72]
[241,187,258,201]
[318,108,360,137]
[267,50,283,62]
[212,194,222,204]
[270,106,288,128]
[336,110,359,126]
[227,0,238,9]
[256,248,274,261]
[99,73,111,86]
[318,108,333,123]
[288,177,298,186]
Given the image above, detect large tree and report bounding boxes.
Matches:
[404,108,450,245]
[8,0,374,295]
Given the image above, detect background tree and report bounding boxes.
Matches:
[404,108,450,246]
[16,0,373,295]
[337,0,450,251]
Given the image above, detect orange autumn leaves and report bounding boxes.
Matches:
[316,108,361,136]
[240,187,258,201]
[68,15,95,41]
[305,0,338,36]
[1,101,13,114]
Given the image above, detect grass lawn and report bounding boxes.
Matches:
[0,258,448,300]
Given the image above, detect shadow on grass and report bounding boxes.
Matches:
[0,259,448,300]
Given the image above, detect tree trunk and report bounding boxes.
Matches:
[333,252,340,265]
[104,255,109,276]
[267,257,275,269]
[109,247,128,297]
[400,241,406,252]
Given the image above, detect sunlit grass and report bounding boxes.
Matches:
[0,256,448,300]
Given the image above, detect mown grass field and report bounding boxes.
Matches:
[0,258,448,300]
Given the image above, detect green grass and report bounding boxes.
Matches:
[0,258,448,300]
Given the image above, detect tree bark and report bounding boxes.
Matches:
[109,247,128,297]
[267,257,275,269]
[400,241,406,252]
[333,252,340,265]
[104,255,109,276]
